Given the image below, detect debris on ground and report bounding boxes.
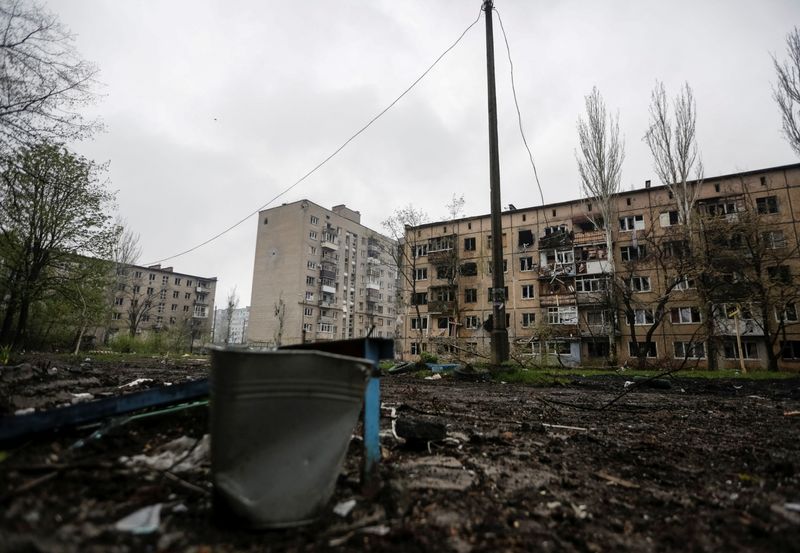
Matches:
[0,357,798,552]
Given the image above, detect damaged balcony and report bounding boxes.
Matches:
[538,247,576,279]
[428,285,457,314]
[539,294,576,307]
[539,227,573,250]
[427,234,456,265]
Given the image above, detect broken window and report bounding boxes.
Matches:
[628,341,657,358]
[460,262,478,276]
[621,245,647,261]
[437,317,449,329]
[436,266,454,280]
[464,288,477,303]
[465,315,480,329]
[518,229,534,248]
[413,244,428,257]
[521,312,535,327]
[768,265,791,284]
[521,284,535,299]
[412,292,427,305]
[659,211,679,227]
[723,340,758,359]
[628,276,651,292]
[756,196,779,214]
[575,276,607,293]
[781,341,800,359]
[464,237,476,251]
[762,230,787,249]
[674,341,705,359]
[414,268,428,281]
[619,214,645,231]
[519,257,534,271]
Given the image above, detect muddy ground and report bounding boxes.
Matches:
[1,357,799,552]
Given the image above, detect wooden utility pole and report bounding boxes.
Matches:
[483,0,509,364]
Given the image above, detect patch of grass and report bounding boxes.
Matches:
[491,368,571,386]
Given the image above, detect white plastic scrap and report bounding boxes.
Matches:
[115,503,162,534]
[14,407,35,415]
[121,434,209,473]
[333,499,357,517]
[119,378,153,389]
[71,393,94,404]
[424,374,442,381]
[786,502,800,512]
[624,381,634,389]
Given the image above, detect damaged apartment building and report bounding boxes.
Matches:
[399,163,800,370]
[105,264,217,348]
[248,201,399,346]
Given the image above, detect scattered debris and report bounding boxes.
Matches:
[114,503,162,534]
[118,378,153,388]
[14,407,35,415]
[596,470,640,489]
[784,411,800,417]
[70,393,94,404]
[785,502,800,512]
[121,434,209,473]
[333,499,357,517]
[424,373,442,381]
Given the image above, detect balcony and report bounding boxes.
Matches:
[321,284,336,294]
[576,291,608,305]
[539,230,573,250]
[319,298,337,308]
[576,259,609,275]
[320,268,337,280]
[321,235,338,251]
[427,249,455,265]
[428,300,456,314]
[538,264,576,279]
[539,294,576,307]
[573,229,606,246]
[366,280,380,290]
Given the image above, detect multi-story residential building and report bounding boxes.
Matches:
[399,163,800,370]
[249,200,398,346]
[213,306,250,344]
[106,263,217,348]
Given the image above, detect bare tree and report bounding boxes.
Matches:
[224,286,239,344]
[644,81,703,225]
[773,26,800,157]
[0,0,100,150]
[445,193,465,220]
[382,205,429,357]
[576,86,624,362]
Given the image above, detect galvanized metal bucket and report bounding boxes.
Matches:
[209,348,371,528]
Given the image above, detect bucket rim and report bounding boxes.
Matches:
[208,345,373,369]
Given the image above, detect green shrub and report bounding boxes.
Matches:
[419,351,439,364]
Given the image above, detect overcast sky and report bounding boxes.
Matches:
[49,0,799,307]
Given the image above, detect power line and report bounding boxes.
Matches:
[493,7,548,221]
[144,7,484,267]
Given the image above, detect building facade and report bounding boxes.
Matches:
[107,263,217,348]
[399,164,800,370]
[213,306,250,344]
[249,200,398,346]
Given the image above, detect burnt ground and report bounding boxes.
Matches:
[1,357,799,552]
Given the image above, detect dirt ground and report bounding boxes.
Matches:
[1,356,799,552]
